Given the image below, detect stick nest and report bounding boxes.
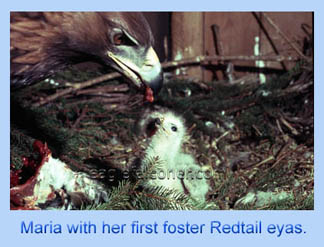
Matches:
[10,61,314,210]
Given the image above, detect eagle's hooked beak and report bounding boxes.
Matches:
[107,47,163,97]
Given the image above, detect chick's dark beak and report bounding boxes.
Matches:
[154,118,161,126]
[146,117,161,137]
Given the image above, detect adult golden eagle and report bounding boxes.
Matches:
[10,12,163,97]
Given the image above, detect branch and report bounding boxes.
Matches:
[32,54,303,107]
[32,72,121,107]
[74,84,129,96]
[162,54,302,69]
[261,12,309,60]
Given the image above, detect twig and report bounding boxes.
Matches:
[66,96,129,105]
[75,84,129,96]
[254,155,275,168]
[215,131,230,144]
[68,93,128,99]
[276,80,313,97]
[32,72,121,107]
[280,116,299,135]
[252,12,287,71]
[240,155,275,170]
[163,54,300,69]
[262,12,309,60]
[32,54,301,107]
[72,106,88,129]
[211,24,224,56]
[211,24,233,80]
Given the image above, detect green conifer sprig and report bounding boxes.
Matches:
[87,156,218,210]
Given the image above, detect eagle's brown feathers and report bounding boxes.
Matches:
[10,12,163,95]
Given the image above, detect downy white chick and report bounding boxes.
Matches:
[138,108,209,203]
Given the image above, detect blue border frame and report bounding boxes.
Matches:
[1,1,321,246]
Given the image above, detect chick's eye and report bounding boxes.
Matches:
[113,33,124,45]
[171,126,177,132]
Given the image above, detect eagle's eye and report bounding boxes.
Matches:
[171,126,177,132]
[113,33,124,45]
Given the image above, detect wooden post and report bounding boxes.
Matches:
[171,12,204,81]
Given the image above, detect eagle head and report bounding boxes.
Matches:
[10,12,163,97]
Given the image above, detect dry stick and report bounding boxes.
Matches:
[67,93,128,99]
[71,106,88,129]
[33,55,300,107]
[261,12,309,61]
[239,155,275,170]
[211,25,224,56]
[162,54,300,69]
[75,84,129,96]
[66,96,130,105]
[211,24,227,79]
[252,12,287,71]
[32,72,120,107]
[280,116,299,135]
[254,155,275,168]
